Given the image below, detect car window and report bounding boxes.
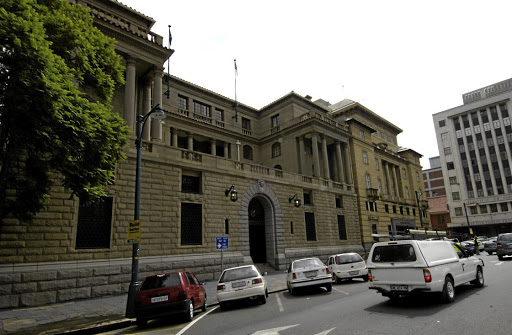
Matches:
[140,273,181,291]
[452,243,465,258]
[499,234,512,241]
[293,258,323,269]
[336,254,363,264]
[219,267,259,283]
[186,272,197,286]
[372,245,416,262]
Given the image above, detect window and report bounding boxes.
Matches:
[272,142,281,157]
[178,95,188,109]
[360,130,365,139]
[444,147,452,155]
[378,179,383,194]
[181,203,202,245]
[182,172,201,193]
[393,205,397,214]
[193,100,210,117]
[500,202,508,211]
[402,168,407,179]
[337,215,347,240]
[449,176,458,185]
[470,206,478,215]
[243,145,253,160]
[480,205,488,214]
[362,151,368,164]
[215,108,224,122]
[375,158,380,170]
[385,204,389,213]
[439,120,446,127]
[447,162,455,170]
[454,207,463,216]
[441,133,449,141]
[335,195,343,208]
[405,187,410,199]
[76,197,113,249]
[452,192,460,200]
[271,114,280,133]
[305,212,317,241]
[372,224,378,234]
[242,117,251,131]
[366,173,371,188]
[303,191,312,205]
[490,204,498,213]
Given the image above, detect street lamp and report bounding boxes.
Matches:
[463,202,472,235]
[415,190,424,228]
[126,104,167,318]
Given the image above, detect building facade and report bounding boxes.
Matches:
[0,0,427,308]
[433,77,512,238]
[423,157,452,233]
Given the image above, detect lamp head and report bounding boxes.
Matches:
[150,105,167,120]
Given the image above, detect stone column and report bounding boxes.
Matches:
[336,141,345,183]
[321,135,330,180]
[311,134,320,177]
[141,77,152,142]
[383,161,391,195]
[151,67,164,141]
[187,133,193,151]
[389,163,397,196]
[343,143,353,184]
[123,56,136,132]
[211,138,216,156]
[224,142,229,158]
[171,127,178,147]
[299,136,306,175]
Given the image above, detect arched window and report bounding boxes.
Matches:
[272,142,281,157]
[377,179,383,194]
[243,145,253,160]
[274,165,282,170]
[365,173,371,189]
[405,187,410,199]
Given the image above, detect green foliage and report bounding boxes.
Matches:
[0,0,128,221]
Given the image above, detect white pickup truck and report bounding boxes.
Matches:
[367,240,484,303]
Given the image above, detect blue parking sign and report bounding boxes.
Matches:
[216,236,229,250]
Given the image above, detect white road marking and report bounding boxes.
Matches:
[332,287,349,295]
[315,328,337,335]
[495,261,503,265]
[276,293,284,312]
[252,324,299,334]
[176,306,218,335]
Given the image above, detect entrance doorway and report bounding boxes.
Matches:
[248,198,266,263]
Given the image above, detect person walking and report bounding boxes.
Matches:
[474,236,480,255]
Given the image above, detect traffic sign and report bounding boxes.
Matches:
[127,220,141,244]
[216,236,229,250]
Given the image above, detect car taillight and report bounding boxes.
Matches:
[292,273,297,280]
[368,270,372,282]
[177,291,187,301]
[423,269,432,283]
[252,278,262,284]
[326,267,331,274]
[217,284,225,291]
[497,243,502,248]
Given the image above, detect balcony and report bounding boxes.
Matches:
[366,188,379,201]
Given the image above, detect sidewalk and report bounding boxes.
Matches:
[0,270,288,335]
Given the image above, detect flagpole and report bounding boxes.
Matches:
[233,59,238,122]
[165,25,172,99]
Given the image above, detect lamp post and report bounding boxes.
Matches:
[415,190,424,228]
[126,104,167,318]
[463,202,472,235]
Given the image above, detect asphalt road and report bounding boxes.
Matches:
[100,254,512,335]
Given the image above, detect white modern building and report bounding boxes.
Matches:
[433,78,512,237]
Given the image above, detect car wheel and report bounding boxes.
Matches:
[362,275,369,282]
[472,267,484,288]
[388,293,400,303]
[136,317,147,329]
[201,295,207,312]
[441,277,455,303]
[185,300,194,321]
[498,255,504,260]
[325,283,332,292]
[288,285,294,295]
[260,294,267,305]
[265,289,269,298]
[333,274,341,284]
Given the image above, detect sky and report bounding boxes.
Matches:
[118,0,512,169]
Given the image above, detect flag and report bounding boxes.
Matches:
[234,59,237,76]
[168,25,172,47]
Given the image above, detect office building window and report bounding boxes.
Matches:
[303,191,312,205]
[178,95,188,109]
[480,205,488,214]
[449,176,458,185]
[76,197,113,249]
[215,108,224,122]
[363,151,368,164]
[182,171,201,193]
[470,206,478,215]
[242,117,251,131]
[193,100,210,117]
[366,174,371,188]
[375,158,380,170]
[335,195,343,208]
[452,192,460,201]
[447,162,455,170]
[416,172,420,182]
[500,203,509,212]
[454,207,463,216]
[272,142,281,157]
[243,145,253,160]
[337,215,347,240]
[271,114,280,133]
[360,130,365,139]
[385,204,389,213]
[444,147,452,155]
[439,120,446,127]
[402,168,407,179]
[305,212,317,241]
[181,203,202,245]
[490,204,498,213]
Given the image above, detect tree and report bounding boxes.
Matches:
[0,0,128,221]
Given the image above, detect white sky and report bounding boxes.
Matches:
[118,0,512,169]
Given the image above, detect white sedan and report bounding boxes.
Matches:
[326,253,368,283]
[286,257,332,295]
[216,265,268,310]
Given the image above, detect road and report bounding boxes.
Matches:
[100,254,512,335]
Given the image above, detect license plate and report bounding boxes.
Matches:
[151,295,169,303]
[232,281,246,288]
[349,270,359,275]
[305,270,318,278]
[391,285,408,292]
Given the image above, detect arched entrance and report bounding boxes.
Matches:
[248,198,266,263]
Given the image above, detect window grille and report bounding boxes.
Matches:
[76,197,112,249]
[305,212,317,241]
[337,215,347,240]
[181,203,202,245]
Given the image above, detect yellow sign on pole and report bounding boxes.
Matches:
[469,228,474,235]
[127,220,141,244]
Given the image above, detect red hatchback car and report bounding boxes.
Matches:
[134,270,206,328]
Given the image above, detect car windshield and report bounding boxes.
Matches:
[336,254,362,264]
[293,258,324,269]
[372,244,416,262]
[140,273,181,291]
[499,234,512,241]
[219,267,259,283]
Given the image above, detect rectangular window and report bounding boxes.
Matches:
[449,176,458,185]
[480,205,488,214]
[271,114,280,133]
[470,206,478,215]
[335,196,343,208]
[490,204,498,213]
[452,192,460,201]
[76,197,113,249]
[439,120,446,127]
[193,100,210,117]
[363,151,368,164]
[447,162,455,170]
[375,158,380,170]
[305,212,317,241]
[181,203,202,245]
[454,207,463,216]
[215,108,224,121]
[441,132,449,141]
[303,191,312,205]
[444,147,452,155]
[178,95,188,109]
[337,215,347,240]
[360,130,365,139]
[385,204,389,213]
[182,172,201,193]
[242,117,251,131]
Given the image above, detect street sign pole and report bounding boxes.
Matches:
[221,249,223,274]
[216,236,229,275]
